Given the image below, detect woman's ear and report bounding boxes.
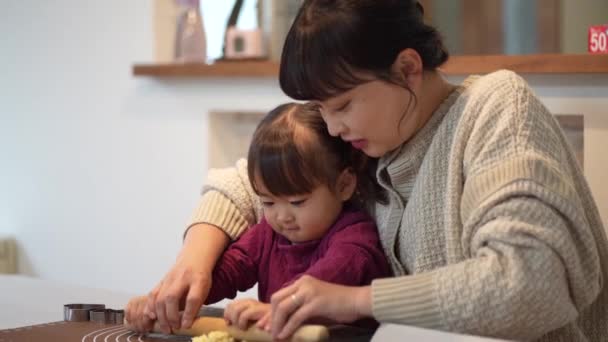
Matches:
[336,168,357,201]
[390,48,423,88]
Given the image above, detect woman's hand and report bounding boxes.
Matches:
[269,275,373,340]
[145,223,230,334]
[144,268,212,334]
[224,299,271,330]
[125,295,155,333]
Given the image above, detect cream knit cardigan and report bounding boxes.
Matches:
[187,70,608,341]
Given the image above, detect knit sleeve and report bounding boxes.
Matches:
[186,158,263,240]
[372,71,604,340]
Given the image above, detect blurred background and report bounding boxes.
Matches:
[423,0,607,55]
[1,0,606,305]
[189,0,608,62]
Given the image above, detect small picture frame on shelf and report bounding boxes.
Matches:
[224,27,266,59]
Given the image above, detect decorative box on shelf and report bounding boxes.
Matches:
[589,24,608,54]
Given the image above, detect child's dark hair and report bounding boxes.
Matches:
[279,0,448,101]
[247,102,385,207]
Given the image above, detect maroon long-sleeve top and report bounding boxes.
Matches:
[205,206,391,304]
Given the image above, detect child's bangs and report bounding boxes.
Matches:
[251,140,319,197]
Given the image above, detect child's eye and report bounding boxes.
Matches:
[290,199,307,206]
[262,201,274,207]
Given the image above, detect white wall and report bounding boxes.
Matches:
[1,0,607,299]
[0,0,288,295]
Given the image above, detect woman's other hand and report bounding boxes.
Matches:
[145,223,230,334]
[269,275,372,340]
[224,299,271,330]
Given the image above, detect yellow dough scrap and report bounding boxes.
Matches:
[191,331,236,342]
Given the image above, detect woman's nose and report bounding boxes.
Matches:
[325,118,346,137]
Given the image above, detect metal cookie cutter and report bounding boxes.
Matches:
[114,309,124,324]
[63,304,105,322]
[90,309,125,324]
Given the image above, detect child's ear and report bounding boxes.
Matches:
[336,168,357,201]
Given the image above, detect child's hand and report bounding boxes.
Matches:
[223,299,271,330]
[125,295,155,333]
[255,311,271,332]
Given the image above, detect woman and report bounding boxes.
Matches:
[142,1,608,341]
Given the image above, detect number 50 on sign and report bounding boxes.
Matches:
[589,25,608,53]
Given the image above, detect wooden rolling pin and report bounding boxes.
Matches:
[125,316,329,342]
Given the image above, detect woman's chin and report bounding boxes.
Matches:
[361,146,383,158]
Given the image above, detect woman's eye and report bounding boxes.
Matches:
[336,101,350,112]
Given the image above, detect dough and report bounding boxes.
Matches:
[191,331,236,342]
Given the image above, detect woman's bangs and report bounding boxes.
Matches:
[280,22,369,101]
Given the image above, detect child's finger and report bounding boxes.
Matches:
[125,300,133,324]
[134,300,144,332]
[142,316,155,333]
[138,303,155,334]
[224,301,248,327]
[256,311,271,330]
[139,299,149,332]
[237,306,259,330]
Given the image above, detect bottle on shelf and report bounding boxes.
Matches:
[174,0,207,63]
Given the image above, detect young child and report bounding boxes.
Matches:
[126,102,391,332]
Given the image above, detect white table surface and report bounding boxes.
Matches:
[0,275,135,329]
[0,275,509,341]
[371,324,511,342]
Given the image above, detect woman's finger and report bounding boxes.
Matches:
[181,278,206,328]
[270,291,304,339]
[270,281,298,306]
[163,292,181,331]
[152,278,171,332]
[145,284,161,320]
[161,279,189,331]
[155,290,171,334]
[277,301,316,340]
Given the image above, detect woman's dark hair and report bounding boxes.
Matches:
[279,0,449,101]
[247,102,385,206]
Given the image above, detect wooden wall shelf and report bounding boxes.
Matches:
[133,54,608,78]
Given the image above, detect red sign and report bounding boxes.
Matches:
[589,25,608,53]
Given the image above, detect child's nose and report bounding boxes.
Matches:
[277,209,294,223]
